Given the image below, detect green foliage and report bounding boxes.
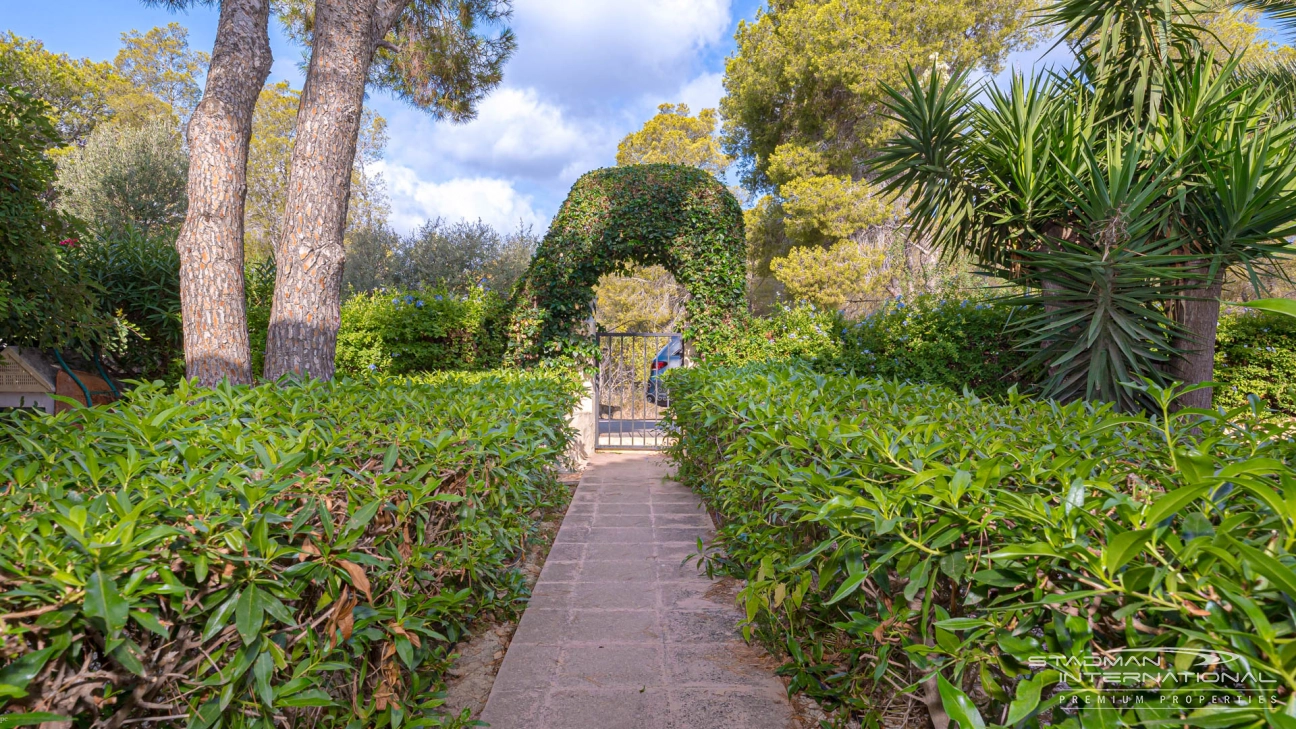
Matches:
[335,288,506,377]
[0,86,115,351]
[55,117,189,237]
[873,0,1296,408]
[0,33,113,144]
[505,164,748,365]
[666,363,1296,728]
[616,103,730,177]
[0,370,579,726]
[246,258,276,379]
[707,303,839,367]
[388,220,537,296]
[835,296,1038,398]
[111,23,208,126]
[594,263,687,333]
[721,0,1042,194]
[69,226,183,381]
[1214,310,1296,414]
[275,0,515,123]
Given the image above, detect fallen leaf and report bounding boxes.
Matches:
[338,560,372,602]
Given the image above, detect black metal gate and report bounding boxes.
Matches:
[595,332,678,450]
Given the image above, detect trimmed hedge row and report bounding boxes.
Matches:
[665,363,1296,728]
[834,296,1037,399]
[334,288,507,377]
[1215,310,1296,415]
[0,371,580,728]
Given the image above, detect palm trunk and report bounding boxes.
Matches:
[262,0,409,380]
[176,0,272,386]
[1168,267,1225,410]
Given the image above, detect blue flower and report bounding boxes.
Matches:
[368,364,377,371]
[405,295,414,304]
[416,300,424,308]
[392,298,400,305]
[435,294,444,301]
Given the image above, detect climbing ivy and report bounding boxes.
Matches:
[503,164,748,365]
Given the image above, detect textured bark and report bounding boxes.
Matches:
[1168,267,1225,410]
[177,0,272,386]
[262,0,411,380]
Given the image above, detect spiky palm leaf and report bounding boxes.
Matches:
[872,0,1296,408]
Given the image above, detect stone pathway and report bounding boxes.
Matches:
[479,452,803,729]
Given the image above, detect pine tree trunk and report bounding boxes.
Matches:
[176,0,272,386]
[262,0,409,380]
[1168,267,1225,410]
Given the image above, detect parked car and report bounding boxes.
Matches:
[645,335,683,406]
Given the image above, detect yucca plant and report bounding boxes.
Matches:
[873,0,1296,410]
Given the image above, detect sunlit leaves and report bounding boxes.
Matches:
[0,370,580,726]
[667,363,1296,726]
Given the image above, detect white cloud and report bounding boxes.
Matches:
[363,0,743,232]
[674,71,726,114]
[508,0,733,106]
[381,87,607,182]
[376,162,545,233]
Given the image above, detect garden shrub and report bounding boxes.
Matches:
[334,287,506,376]
[666,363,1296,728]
[246,257,275,379]
[1214,310,1296,415]
[0,370,579,727]
[0,86,115,351]
[69,225,183,381]
[707,303,839,366]
[834,295,1038,398]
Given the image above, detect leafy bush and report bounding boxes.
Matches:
[334,287,506,377]
[69,226,183,381]
[666,363,1296,728]
[708,303,839,366]
[0,370,579,727]
[54,117,188,237]
[834,295,1037,398]
[1214,310,1296,415]
[0,85,114,351]
[246,258,276,379]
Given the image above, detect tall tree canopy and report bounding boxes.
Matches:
[616,103,731,177]
[0,33,115,144]
[110,23,209,127]
[721,0,1042,195]
[719,0,1042,313]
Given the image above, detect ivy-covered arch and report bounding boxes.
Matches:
[503,164,748,364]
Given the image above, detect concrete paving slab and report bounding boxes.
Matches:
[479,452,802,729]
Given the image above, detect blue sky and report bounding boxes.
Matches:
[4,0,1064,234]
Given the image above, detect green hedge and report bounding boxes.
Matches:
[333,287,506,377]
[70,226,184,382]
[834,296,1038,398]
[665,363,1296,728]
[0,371,579,727]
[707,303,839,366]
[1215,310,1296,415]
